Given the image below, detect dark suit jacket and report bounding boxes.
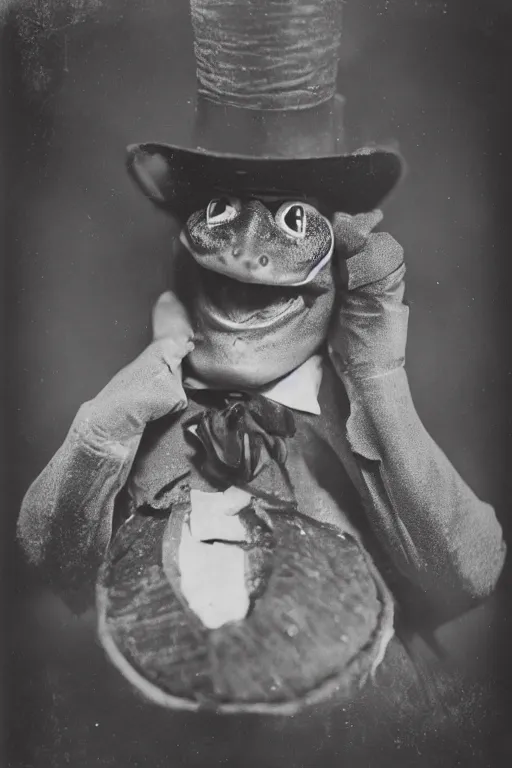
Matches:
[17,230,506,715]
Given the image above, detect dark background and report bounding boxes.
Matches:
[2,0,512,765]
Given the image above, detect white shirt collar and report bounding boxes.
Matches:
[184,354,323,416]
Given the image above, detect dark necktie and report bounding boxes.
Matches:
[183,390,296,490]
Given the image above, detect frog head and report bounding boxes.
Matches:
[179,196,336,387]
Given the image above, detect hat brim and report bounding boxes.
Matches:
[126,142,405,219]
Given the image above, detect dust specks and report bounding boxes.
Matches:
[5,0,104,97]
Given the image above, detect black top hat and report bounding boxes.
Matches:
[127,0,404,218]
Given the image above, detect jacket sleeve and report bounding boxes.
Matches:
[17,326,192,611]
[328,233,506,626]
[17,403,143,611]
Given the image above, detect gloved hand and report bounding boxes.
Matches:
[332,209,404,291]
[333,209,384,257]
[78,291,194,440]
[328,210,408,380]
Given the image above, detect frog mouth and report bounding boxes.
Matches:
[197,268,306,329]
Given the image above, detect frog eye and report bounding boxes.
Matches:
[206,197,241,226]
[275,203,306,239]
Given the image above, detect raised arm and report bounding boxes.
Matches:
[328,213,506,625]
[17,292,194,610]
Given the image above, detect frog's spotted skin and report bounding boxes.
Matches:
[180,197,337,388]
[180,199,333,287]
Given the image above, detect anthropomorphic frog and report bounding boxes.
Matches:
[18,0,506,717]
[182,196,336,386]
